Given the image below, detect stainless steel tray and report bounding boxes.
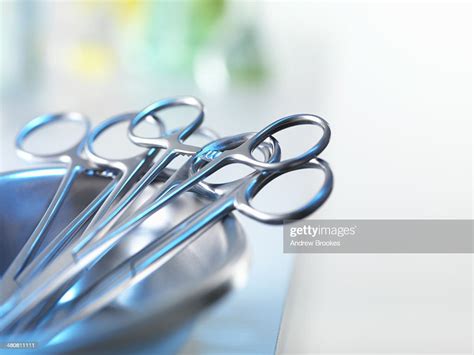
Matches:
[0,167,248,353]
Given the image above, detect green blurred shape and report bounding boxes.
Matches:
[227,26,267,85]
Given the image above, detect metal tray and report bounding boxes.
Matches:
[0,167,248,353]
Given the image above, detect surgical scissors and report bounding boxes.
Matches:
[0,112,105,304]
[0,134,281,335]
[25,156,333,343]
[0,111,165,305]
[69,96,208,255]
[9,113,161,292]
[71,111,330,261]
[0,112,330,332]
[1,96,212,304]
[0,96,220,321]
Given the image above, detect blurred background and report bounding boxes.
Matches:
[0,1,472,354]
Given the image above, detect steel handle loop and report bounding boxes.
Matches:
[128,96,205,149]
[243,113,331,171]
[234,158,333,224]
[85,112,160,169]
[15,112,90,163]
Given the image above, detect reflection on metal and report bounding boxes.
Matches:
[0,167,248,352]
[0,99,333,352]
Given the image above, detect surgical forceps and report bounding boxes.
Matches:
[1,134,281,335]
[0,112,138,306]
[7,113,161,293]
[34,157,332,342]
[16,127,331,338]
[1,96,211,305]
[0,113,330,332]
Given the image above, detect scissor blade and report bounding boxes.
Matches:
[79,149,158,238]
[0,251,79,332]
[74,157,222,260]
[71,150,175,255]
[14,180,116,287]
[33,263,134,344]
[30,196,235,343]
[0,166,81,305]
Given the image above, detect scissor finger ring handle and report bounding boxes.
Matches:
[235,158,333,224]
[15,112,90,162]
[128,96,205,149]
[85,112,163,168]
[240,113,331,171]
[189,133,282,196]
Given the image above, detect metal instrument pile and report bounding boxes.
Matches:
[0,96,333,344]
